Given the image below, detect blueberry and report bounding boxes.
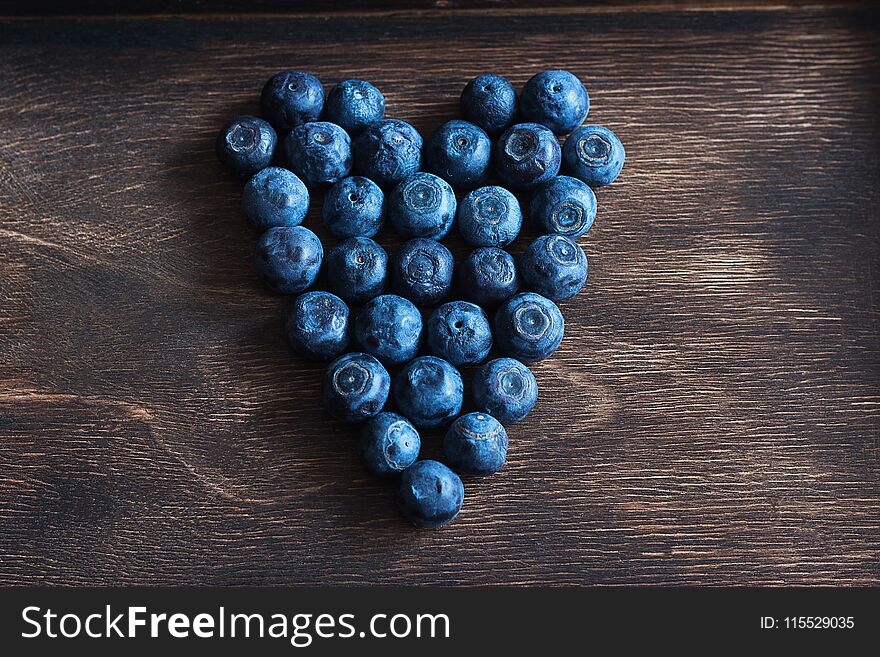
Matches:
[426,301,492,368]
[519,69,589,135]
[456,247,520,307]
[253,226,323,294]
[460,74,517,137]
[397,460,464,528]
[391,238,454,307]
[443,412,508,475]
[423,120,491,189]
[325,237,389,305]
[322,352,390,423]
[261,70,324,133]
[360,412,420,477]
[241,167,309,231]
[494,123,561,189]
[354,294,423,366]
[216,115,277,178]
[519,234,588,301]
[529,175,596,238]
[322,176,385,239]
[388,172,457,240]
[324,79,385,134]
[283,121,352,187]
[394,356,463,428]
[563,125,625,187]
[456,186,522,248]
[285,291,349,360]
[472,357,538,423]
[353,119,423,188]
[494,292,564,362]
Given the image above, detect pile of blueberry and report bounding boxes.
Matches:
[217,69,624,528]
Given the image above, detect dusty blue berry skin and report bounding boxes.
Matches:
[443,412,508,475]
[397,460,464,528]
[283,121,352,187]
[242,167,309,231]
[529,175,596,238]
[322,176,385,239]
[216,116,277,178]
[353,119,423,188]
[394,356,464,428]
[391,238,454,307]
[473,357,538,424]
[494,123,561,189]
[494,292,564,362]
[388,172,457,240]
[423,120,491,190]
[354,294,423,366]
[360,412,420,477]
[460,74,517,137]
[426,301,493,367]
[261,70,324,133]
[519,70,589,135]
[457,186,522,248]
[324,79,385,134]
[254,226,323,294]
[322,352,390,423]
[285,291,349,361]
[456,247,520,307]
[325,237,388,305]
[563,125,625,187]
[519,234,588,301]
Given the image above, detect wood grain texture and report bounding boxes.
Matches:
[0,6,879,586]
[2,0,868,17]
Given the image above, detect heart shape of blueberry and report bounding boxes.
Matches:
[217,69,625,528]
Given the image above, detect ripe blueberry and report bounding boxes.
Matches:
[285,291,349,361]
[563,124,625,187]
[472,357,538,424]
[216,115,277,178]
[456,185,522,248]
[456,247,520,307]
[519,69,589,135]
[253,226,322,295]
[322,352,390,423]
[353,119,422,188]
[261,70,324,133]
[325,237,389,305]
[519,234,588,301]
[322,176,385,239]
[388,172,457,240]
[443,412,508,475]
[354,294,423,366]
[360,412,420,477]
[494,292,564,362]
[460,73,517,137]
[324,79,385,134]
[397,460,464,528]
[394,356,463,428]
[529,175,596,238]
[391,238,454,307]
[426,301,493,368]
[283,121,352,187]
[494,123,561,189]
[242,167,309,231]
[423,120,491,190]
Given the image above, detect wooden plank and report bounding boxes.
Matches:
[0,1,865,19]
[0,6,878,585]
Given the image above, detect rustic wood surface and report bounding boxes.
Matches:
[2,0,863,17]
[1,4,878,586]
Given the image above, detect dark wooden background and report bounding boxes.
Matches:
[1,2,878,586]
